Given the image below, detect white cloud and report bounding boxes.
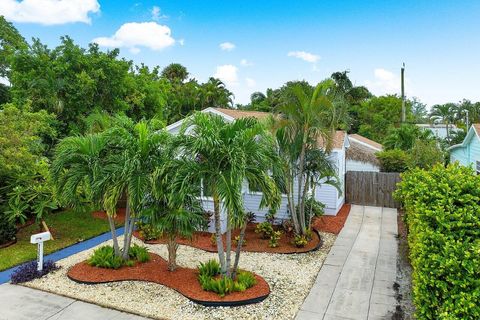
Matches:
[287,51,320,63]
[93,22,175,53]
[245,77,256,88]
[214,65,238,86]
[151,6,167,20]
[178,39,185,46]
[364,68,411,96]
[240,59,253,67]
[219,42,236,51]
[0,0,100,25]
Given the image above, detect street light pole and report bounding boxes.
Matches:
[401,63,406,123]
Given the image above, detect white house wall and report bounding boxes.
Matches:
[346,160,380,172]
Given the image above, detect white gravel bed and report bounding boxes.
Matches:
[23,232,336,320]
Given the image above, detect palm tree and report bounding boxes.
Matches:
[52,117,168,259]
[430,103,455,139]
[275,79,344,236]
[170,112,280,277]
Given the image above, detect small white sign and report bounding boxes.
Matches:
[30,231,51,271]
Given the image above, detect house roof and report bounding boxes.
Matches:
[166,107,348,150]
[348,134,382,151]
[212,108,271,120]
[346,140,380,165]
[449,124,480,150]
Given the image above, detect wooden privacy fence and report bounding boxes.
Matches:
[345,171,401,208]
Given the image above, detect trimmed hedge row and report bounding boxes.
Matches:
[395,163,480,319]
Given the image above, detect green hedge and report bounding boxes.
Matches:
[395,163,480,319]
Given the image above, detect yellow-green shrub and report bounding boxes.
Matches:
[395,163,480,319]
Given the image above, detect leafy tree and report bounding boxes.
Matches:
[0,16,27,79]
[383,124,434,151]
[410,97,428,123]
[376,149,409,172]
[52,117,169,259]
[275,80,345,235]
[408,139,444,169]
[355,95,412,142]
[161,63,188,83]
[171,112,280,277]
[0,104,56,222]
[199,77,233,109]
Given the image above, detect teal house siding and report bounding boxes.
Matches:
[449,125,480,169]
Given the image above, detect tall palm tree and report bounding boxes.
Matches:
[275,79,344,235]
[170,112,280,277]
[52,117,168,259]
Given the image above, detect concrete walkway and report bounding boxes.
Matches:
[296,205,398,320]
[0,284,148,320]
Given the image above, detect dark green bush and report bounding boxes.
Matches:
[376,149,409,172]
[0,212,16,245]
[305,197,325,217]
[128,244,150,263]
[135,220,161,241]
[395,163,480,319]
[88,246,124,269]
[197,260,256,297]
[198,259,221,277]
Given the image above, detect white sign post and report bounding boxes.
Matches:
[30,232,51,271]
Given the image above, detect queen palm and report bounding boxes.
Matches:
[275,79,345,236]
[430,103,455,139]
[52,117,168,259]
[170,112,280,277]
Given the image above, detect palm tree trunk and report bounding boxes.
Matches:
[213,193,227,274]
[232,221,247,279]
[108,215,121,256]
[287,167,301,234]
[167,236,178,271]
[225,213,232,277]
[122,201,134,260]
[297,130,308,234]
[301,174,310,231]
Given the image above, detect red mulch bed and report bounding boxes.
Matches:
[135,223,321,254]
[92,208,126,224]
[312,204,351,235]
[67,253,270,305]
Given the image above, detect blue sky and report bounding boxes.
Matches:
[2,0,480,106]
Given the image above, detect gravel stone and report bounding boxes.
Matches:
[24,232,336,320]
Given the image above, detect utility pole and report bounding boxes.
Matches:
[401,63,406,122]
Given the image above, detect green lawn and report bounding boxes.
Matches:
[0,209,119,271]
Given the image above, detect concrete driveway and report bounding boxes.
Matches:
[0,284,148,320]
[296,205,398,320]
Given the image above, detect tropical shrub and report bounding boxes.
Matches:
[10,260,59,284]
[268,230,282,248]
[265,209,276,224]
[305,197,325,218]
[0,212,16,245]
[293,235,308,248]
[197,260,256,297]
[128,244,150,263]
[395,163,480,319]
[255,222,274,239]
[233,235,246,247]
[135,220,162,241]
[88,246,124,269]
[376,149,409,172]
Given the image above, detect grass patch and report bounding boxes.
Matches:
[0,208,120,271]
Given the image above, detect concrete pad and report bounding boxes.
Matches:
[326,288,370,319]
[296,309,323,320]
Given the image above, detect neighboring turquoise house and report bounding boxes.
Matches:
[449,124,480,172]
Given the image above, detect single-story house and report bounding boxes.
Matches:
[166,107,349,232]
[449,124,480,173]
[346,134,382,172]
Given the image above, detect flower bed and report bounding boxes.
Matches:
[24,233,336,319]
[134,224,322,254]
[312,204,351,234]
[68,253,270,306]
